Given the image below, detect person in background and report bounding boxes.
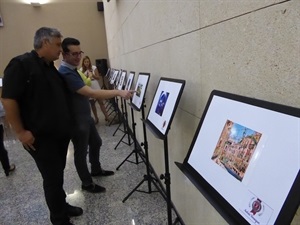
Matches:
[0,101,15,176]
[59,37,134,193]
[1,27,82,225]
[80,56,110,124]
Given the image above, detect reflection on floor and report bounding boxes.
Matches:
[0,116,169,225]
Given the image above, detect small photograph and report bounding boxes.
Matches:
[110,70,119,84]
[125,72,135,91]
[125,77,132,90]
[115,72,121,86]
[131,73,150,110]
[155,91,169,116]
[105,68,110,77]
[117,72,126,90]
[211,120,262,181]
[136,83,143,97]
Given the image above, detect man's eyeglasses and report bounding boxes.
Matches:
[66,51,84,57]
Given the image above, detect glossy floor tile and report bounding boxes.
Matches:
[0,115,170,225]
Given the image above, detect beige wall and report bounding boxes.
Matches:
[0,0,108,74]
[103,0,300,224]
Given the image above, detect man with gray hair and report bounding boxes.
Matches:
[2,27,82,225]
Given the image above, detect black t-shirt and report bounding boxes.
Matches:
[2,50,74,138]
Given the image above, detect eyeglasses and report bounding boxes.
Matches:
[66,51,84,57]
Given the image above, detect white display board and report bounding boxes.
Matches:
[146,78,185,137]
[182,90,300,225]
[131,73,150,111]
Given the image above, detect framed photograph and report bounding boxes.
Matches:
[131,73,150,111]
[106,68,112,81]
[125,71,135,91]
[145,77,185,139]
[105,68,111,78]
[117,70,127,90]
[176,90,300,225]
[114,70,123,87]
[109,69,119,85]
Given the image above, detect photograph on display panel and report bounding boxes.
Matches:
[145,77,185,139]
[131,73,150,111]
[109,69,119,85]
[109,68,115,79]
[114,70,121,87]
[211,119,262,182]
[106,68,113,82]
[176,90,300,225]
[125,71,135,91]
[105,68,111,77]
[117,70,127,90]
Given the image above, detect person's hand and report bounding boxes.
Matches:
[87,71,93,79]
[17,130,36,151]
[120,90,135,100]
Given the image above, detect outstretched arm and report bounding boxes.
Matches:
[76,85,135,100]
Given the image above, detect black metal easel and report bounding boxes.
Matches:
[143,124,184,225]
[116,101,144,170]
[161,136,173,225]
[139,77,186,225]
[122,100,166,203]
[106,97,120,126]
[113,97,132,149]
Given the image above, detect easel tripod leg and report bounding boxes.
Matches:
[122,178,145,203]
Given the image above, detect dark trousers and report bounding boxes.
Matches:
[29,136,71,225]
[72,116,102,186]
[0,124,10,174]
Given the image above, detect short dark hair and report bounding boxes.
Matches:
[61,37,80,53]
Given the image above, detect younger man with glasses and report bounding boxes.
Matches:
[59,37,134,193]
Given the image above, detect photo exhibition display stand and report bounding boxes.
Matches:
[121,73,164,199]
[116,72,145,169]
[106,69,122,126]
[122,97,166,203]
[116,99,144,170]
[100,67,110,89]
[144,77,186,225]
[175,90,300,225]
[112,69,125,137]
[113,70,133,149]
[101,68,115,119]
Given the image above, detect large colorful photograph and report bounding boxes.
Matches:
[211,120,262,181]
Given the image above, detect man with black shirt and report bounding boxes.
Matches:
[2,27,82,225]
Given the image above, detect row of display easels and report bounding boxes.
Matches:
[113,75,186,225]
[120,98,179,225]
[105,68,300,225]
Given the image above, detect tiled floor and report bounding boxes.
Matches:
[0,112,171,225]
